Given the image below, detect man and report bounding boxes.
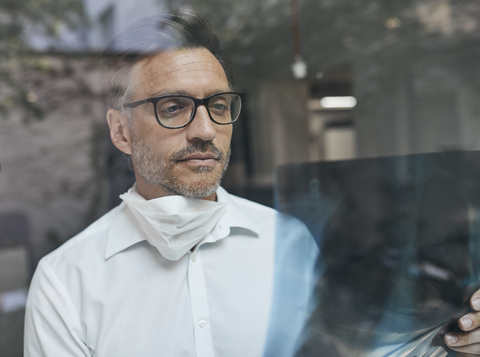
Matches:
[24,10,317,357]
[23,9,480,357]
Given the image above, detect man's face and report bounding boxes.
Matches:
[124,48,233,200]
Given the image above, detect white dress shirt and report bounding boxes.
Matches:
[24,187,318,357]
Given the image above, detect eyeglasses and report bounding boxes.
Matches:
[124,92,242,129]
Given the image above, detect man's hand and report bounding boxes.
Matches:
[444,289,480,355]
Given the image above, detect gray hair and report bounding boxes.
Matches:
[100,10,233,112]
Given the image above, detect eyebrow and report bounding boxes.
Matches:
[148,89,232,98]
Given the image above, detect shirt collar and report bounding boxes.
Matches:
[105,202,147,259]
[105,186,260,259]
[216,187,260,238]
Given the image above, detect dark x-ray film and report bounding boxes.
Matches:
[274,151,480,356]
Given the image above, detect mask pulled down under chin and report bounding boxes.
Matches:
[120,187,228,261]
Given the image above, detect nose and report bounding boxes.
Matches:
[186,105,216,142]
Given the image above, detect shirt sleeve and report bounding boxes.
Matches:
[24,259,91,357]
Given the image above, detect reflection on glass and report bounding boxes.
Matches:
[275,150,480,356]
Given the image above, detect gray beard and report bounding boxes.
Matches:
[130,134,230,199]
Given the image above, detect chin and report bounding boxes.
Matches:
[173,183,219,199]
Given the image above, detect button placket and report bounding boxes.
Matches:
[187,250,214,357]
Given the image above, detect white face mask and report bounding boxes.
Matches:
[120,187,228,261]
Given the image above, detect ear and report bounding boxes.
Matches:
[106,109,132,155]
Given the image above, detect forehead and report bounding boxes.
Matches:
[131,48,229,98]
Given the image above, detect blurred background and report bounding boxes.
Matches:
[2,0,480,355]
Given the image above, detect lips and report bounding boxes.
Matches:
[177,152,219,162]
[170,141,224,164]
[175,151,220,169]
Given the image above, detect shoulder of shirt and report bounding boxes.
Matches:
[220,189,319,264]
[219,187,308,233]
[218,187,277,226]
[223,190,276,214]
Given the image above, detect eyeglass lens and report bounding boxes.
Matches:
[155,93,241,128]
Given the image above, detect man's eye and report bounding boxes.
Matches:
[158,104,186,117]
[165,105,182,113]
[210,103,228,113]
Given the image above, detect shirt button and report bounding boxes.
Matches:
[191,254,197,262]
[198,320,206,328]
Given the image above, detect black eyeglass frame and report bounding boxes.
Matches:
[123,91,243,129]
